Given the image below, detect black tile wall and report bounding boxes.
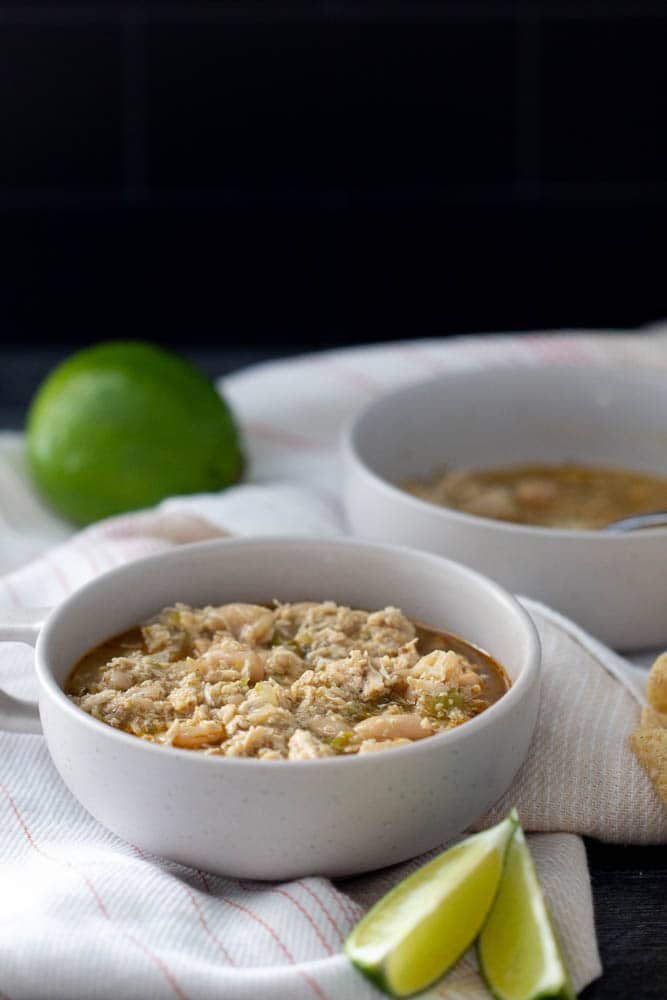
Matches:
[147,21,324,187]
[1,210,144,341]
[342,202,666,340]
[321,19,515,186]
[148,17,515,189]
[0,3,664,349]
[137,204,320,340]
[0,25,123,190]
[541,17,667,183]
[0,203,320,344]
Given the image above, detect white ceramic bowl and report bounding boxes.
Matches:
[0,537,539,879]
[342,364,667,651]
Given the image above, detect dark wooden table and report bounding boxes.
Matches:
[2,347,665,1000]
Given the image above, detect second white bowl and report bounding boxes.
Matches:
[342,365,667,650]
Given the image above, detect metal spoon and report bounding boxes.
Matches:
[604,510,667,532]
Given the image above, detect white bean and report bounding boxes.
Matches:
[358,738,413,754]
[169,719,226,749]
[354,713,432,741]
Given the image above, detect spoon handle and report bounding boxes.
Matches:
[605,511,667,532]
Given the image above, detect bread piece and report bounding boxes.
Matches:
[647,652,667,713]
[629,726,667,807]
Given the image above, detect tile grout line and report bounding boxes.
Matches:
[513,6,541,201]
[122,13,149,202]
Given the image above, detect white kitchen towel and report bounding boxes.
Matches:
[1,325,666,1000]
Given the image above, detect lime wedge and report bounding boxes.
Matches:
[477,827,575,1000]
[345,811,519,997]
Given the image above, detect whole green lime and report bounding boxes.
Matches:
[26,340,244,525]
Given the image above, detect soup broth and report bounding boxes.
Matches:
[404,462,667,530]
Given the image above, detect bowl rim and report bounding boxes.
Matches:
[36,535,541,772]
[342,364,667,542]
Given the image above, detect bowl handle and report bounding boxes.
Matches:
[0,608,50,734]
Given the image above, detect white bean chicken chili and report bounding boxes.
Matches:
[66,601,509,759]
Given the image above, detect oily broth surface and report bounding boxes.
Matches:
[68,626,145,695]
[69,619,509,706]
[413,622,509,706]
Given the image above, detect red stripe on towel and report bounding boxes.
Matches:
[43,555,71,595]
[295,880,345,943]
[0,575,20,608]
[244,421,333,451]
[178,884,237,968]
[268,887,334,955]
[317,359,383,394]
[0,785,193,1000]
[130,846,235,967]
[219,894,330,1000]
